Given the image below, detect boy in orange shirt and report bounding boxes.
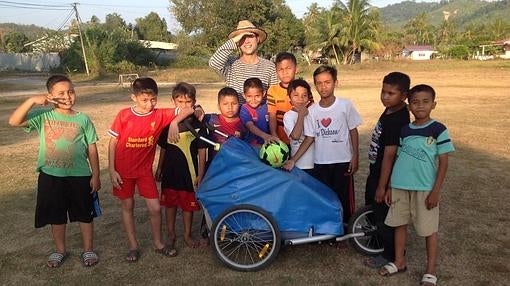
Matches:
[268,52,305,146]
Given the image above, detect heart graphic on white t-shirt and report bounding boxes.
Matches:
[321,118,332,127]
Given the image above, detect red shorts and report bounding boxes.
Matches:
[113,176,159,200]
[160,188,200,212]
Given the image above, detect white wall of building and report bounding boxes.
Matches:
[0,53,60,71]
[410,51,433,60]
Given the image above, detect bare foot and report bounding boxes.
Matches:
[199,237,210,247]
[184,236,199,248]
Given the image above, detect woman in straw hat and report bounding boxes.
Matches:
[209,20,277,104]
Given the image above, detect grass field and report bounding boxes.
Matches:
[0,60,509,285]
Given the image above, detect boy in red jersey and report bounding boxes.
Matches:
[204,87,246,158]
[108,77,193,262]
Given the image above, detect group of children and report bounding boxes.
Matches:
[9,53,453,286]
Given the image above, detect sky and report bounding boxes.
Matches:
[0,0,435,31]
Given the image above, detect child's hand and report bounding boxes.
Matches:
[193,105,205,121]
[90,175,101,193]
[384,190,392,206]
[31,94,53,106]
[295,105,309,117]
[109,170,123,189]
[264,135,280,144]
[425,190,440,210]
[344,159,358,176]
[176,106,194,118]
[283,158,295,171]
[194,175,203,188]
[167,121,180,143]
[374,186,386,203]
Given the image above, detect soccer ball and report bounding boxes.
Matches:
[259,141,290,168]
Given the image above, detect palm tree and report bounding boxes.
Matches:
[305,8,344,65]
[404,12,434,45]
[335,0,380,64]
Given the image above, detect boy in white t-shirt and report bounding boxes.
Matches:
[285,65,362,222]
[283,79,315,175]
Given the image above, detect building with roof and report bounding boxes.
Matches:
[139,40,178,64]
[402,45,435,60]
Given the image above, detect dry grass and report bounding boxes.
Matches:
[0,60,509,285]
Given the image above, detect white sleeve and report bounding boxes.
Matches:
[303,106,315,137]
[283,111,294,137]
[346,100,363,130]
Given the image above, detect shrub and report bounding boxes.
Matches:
[449,45,470,60]
[170,55,208,68]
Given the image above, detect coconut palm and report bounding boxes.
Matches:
[335,0,380,64]
[305,8,344,65]
[404,12,434,45]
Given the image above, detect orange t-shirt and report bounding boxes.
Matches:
[267,83,291,145]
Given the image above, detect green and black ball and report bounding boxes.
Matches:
[259,140,290,168]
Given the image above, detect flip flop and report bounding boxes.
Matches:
[126,249,140,262]
[47,251,69,268]
[421,273,437,286]
[379,262,407,276]
[81,250,99,267]
[364,255,389,269]
[155,244,177,257]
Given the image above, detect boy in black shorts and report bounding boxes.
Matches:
[8,75,101,268]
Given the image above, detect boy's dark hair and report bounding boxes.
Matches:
[313,65,337,82]
[287,79,314,103]
[383,72,410,94]
[275,52,297,65]
[172,82,196,101]
[218,87,238,103]
[408,84,436,101]
[132,77,158,95]
[243,77,264,93]
[46,75,72,92]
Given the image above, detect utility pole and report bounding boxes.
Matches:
[72,3,89,76]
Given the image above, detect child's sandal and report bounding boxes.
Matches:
[421,274,437,286]
[47,252,69,268]
[126,249,140,262]
[81,250,99,267]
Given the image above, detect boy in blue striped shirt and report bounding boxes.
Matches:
[380,84,455,286]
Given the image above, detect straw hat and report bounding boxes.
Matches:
[228,20,267,44]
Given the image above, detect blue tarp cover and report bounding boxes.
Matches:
[197,138,343,236]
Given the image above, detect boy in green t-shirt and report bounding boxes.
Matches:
[8,75,101,268]
[380,84,455,286]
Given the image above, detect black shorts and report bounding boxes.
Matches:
[313,162,355,222]
[35,172,94,228]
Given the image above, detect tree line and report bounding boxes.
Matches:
[1,0,509,74]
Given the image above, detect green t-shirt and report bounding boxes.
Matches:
[390,120,455,191]
[25,109,98,177]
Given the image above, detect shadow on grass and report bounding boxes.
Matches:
[0,136,509,285]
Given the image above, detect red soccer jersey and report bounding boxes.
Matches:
[108,107,177,178]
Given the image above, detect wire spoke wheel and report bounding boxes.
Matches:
[348,205,384,256]
[212,205,281,271]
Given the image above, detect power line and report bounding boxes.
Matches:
[78,2,168,9]
[54,9,74,31]
[0,0,64,7]
[0,4,69,10]
[0,0,72,13]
